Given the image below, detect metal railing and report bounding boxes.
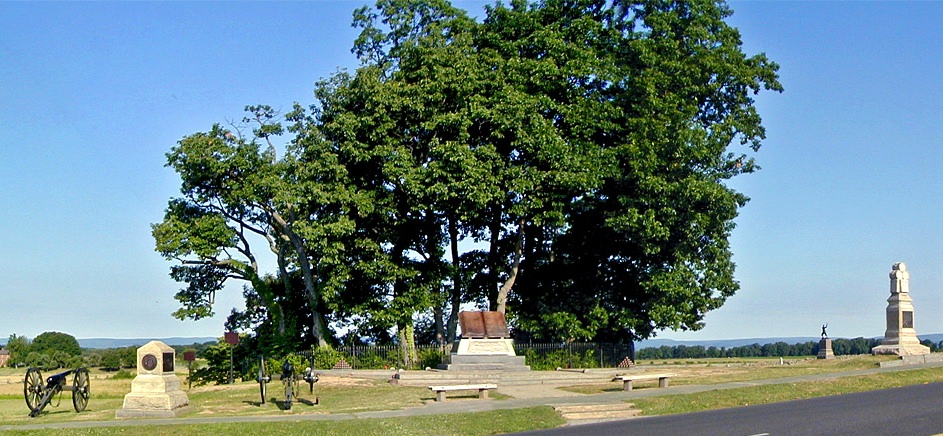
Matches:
[253,342,636,371]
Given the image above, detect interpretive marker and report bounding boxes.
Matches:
[116,340,189,418]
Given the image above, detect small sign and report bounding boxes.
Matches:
[224,332,240,346]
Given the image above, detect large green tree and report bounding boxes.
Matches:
[6,334,30,367]
[501,0,782,341]
[320,0,780,344]
[153,106,333,349]
[30,331,81,357]
[155,0,780,353]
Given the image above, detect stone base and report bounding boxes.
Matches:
[117,373,189,419]
[116,404,191,418]
[817,338,835,360]
[441,338,529,371]
[871,343,930,356]
[454,338,516,356]
[440,354,530,371]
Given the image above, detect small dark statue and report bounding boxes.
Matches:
[821,323,829,339]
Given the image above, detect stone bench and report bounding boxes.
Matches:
[428,384,498,402]
[612,373,673,391]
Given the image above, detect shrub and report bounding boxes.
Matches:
[312,348,346,370]
[112,369,135,379]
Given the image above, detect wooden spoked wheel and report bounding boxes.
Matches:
[23,368,43,413]
[72,368,90,412]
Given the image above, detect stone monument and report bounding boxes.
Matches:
[116,340,190,418]
[871,262,930,356]
[817,324,834,360]
[440,311,529,371]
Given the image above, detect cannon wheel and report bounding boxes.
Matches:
[72,368,89,412]
[24,368,43,413]
[257,356,267,404]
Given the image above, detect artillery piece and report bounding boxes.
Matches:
[256,355,318,409]
[23,367,90,417]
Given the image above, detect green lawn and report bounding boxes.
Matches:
[1,356,942,435]
[0,406,566,436]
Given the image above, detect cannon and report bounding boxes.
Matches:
[23,367,90,417]
[256,355,318,409]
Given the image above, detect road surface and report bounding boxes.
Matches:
[520,381,943,436]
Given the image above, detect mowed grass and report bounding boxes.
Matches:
[0,406,566,435]
[1,355,942,434]
[0,368,435,425]
[0,367,551,435]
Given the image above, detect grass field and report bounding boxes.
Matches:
[1,355,941,435]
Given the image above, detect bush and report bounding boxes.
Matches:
[418,347,446,369]
[112,369,135,379]
[312,348,346,370]
[190,342,233,386]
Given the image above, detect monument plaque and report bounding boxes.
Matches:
[116,340,189,418]
[871,263,930,356]
[459,311,487,338]
[441,311,529,371]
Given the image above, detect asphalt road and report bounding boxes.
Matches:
[520,382,943,436]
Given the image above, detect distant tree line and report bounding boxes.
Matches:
[5,332,83,369]
[5,332,217,370]
[636,338,943,359]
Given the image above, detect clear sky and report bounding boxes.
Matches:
[2,1,942,342]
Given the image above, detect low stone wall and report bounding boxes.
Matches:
[878,353,943,368]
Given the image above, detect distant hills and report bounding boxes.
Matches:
[77,337,218,349]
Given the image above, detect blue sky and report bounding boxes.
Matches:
[2,1,942,342]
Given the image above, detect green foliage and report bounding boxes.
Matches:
[6,334,30,367]
[521,347,601,371]
[312,347,346,370]
[112,368,136,379]
[99,346,137,369]
[190,342,235,386]
[31,331,81,357]
[156,0,781,350]
[417,346,446,369]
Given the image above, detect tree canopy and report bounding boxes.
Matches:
[154,0,780,356]
[30,331,82,357]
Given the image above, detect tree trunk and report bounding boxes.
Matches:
[487,207,502,310]
[397,322,418,369]
[496,219,524,314]
[446,214,461,344]
[270,210,330,348]
[434,303,445,347]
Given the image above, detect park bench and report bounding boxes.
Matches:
[428,384,498,402]
[611,373,673,391]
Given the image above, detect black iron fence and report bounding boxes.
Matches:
[245,342,636,373]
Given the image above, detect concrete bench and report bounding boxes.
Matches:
[612,373,673,391]
[428,384,498,402]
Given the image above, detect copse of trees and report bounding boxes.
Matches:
[6,332,84,369]
[153,0,782,363]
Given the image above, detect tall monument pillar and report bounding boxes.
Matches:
[872,262,930,356]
